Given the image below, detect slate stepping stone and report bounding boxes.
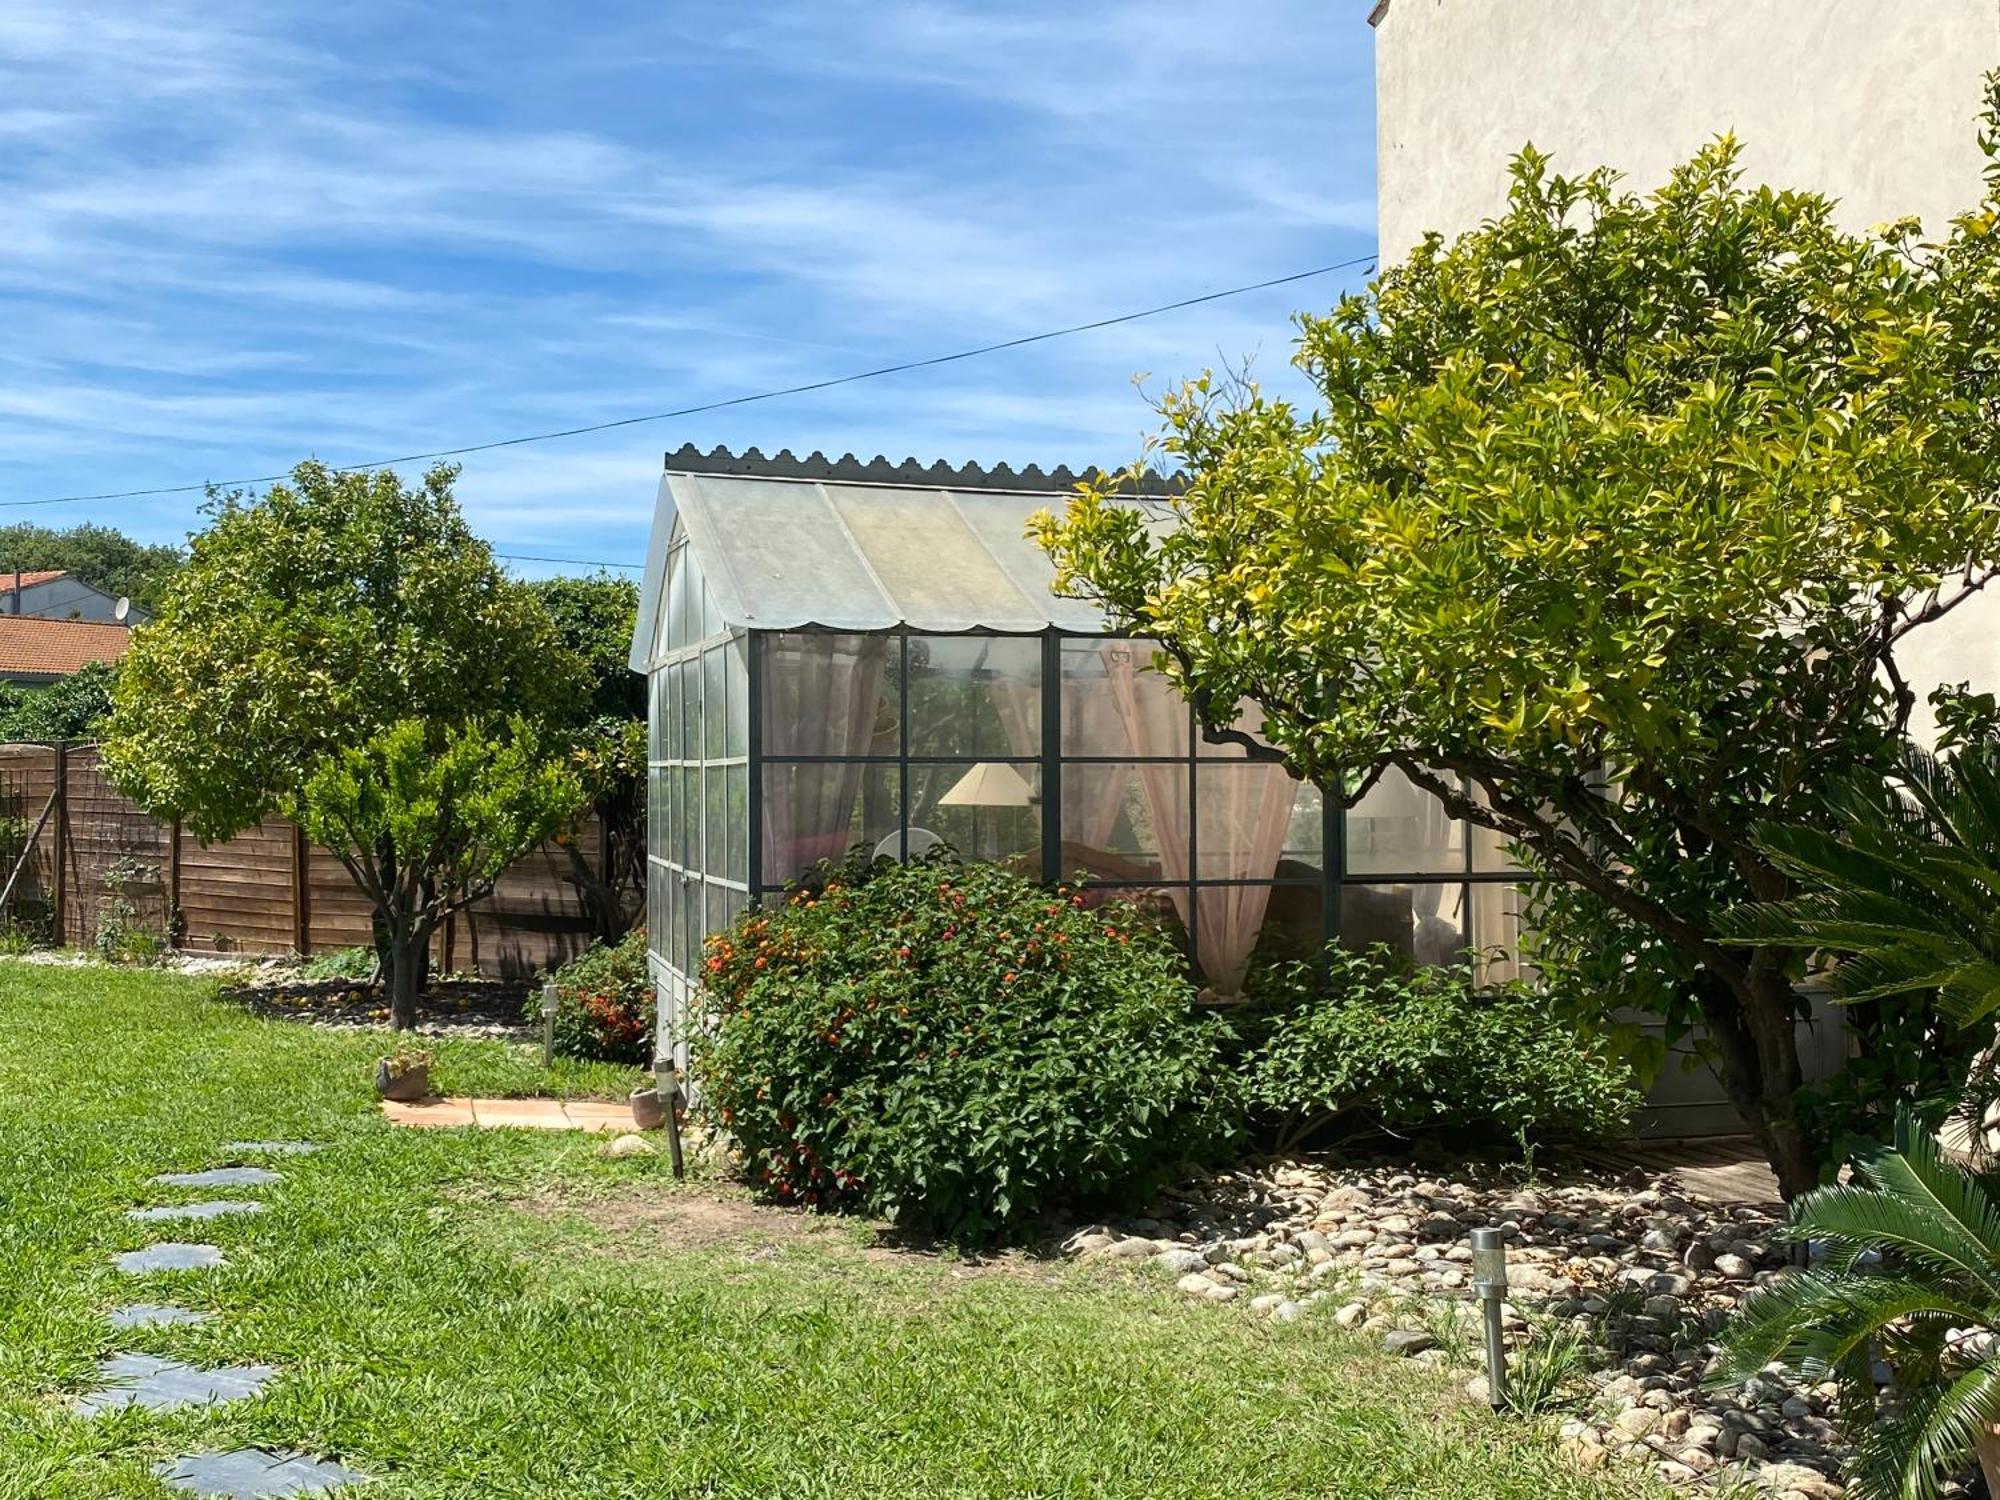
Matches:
[128,1200,266,1223]
[158,1448,370,1497]
[224,1141,319,1157]
[109,1303,216,1329]
[115,1242,227,1273]
[155,1167,282,1189]
[71,1352,273,1415]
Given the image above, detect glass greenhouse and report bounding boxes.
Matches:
[629,447,1530,1061]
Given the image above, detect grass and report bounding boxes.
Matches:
[0,962,1654,1499]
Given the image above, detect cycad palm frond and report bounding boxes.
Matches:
[1724,742,2000,1029]
[1719,1109,2000,1500]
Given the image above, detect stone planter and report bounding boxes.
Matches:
[630,1087,665,1131]
[374,1061,430,1103]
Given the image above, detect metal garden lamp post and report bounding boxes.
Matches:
[539,979,559,1069]
[1470,1227,1509,1411]
[655,1054,686,1180]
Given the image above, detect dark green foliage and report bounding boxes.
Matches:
[0,660,116,742]
[692,853,1236,1245]
[532,573,645,940]
[1242,946,1640,1153]
[538,927,655,1065]
[532,573,642,722]
[1725,740,2000,1171]
[1718,1111,2000,1500]
[0,521,184,611]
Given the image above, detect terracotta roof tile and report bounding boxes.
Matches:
[0,616,131,677]
[0,570,69,591]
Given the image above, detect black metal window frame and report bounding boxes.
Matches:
[709,622,1531,981]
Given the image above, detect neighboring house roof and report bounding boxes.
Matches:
[0,570,72,591]
[629,446,1179,666]
[0,617,133,678]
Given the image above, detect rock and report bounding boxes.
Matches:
[1641,1295,1681,1318]
[1210,1261,1249,1284]
[1333,1301,1368,1329]
[1714,1253,1756,1280]
[1640,1228,1679,1253]
[1272,1300,1305,1324]
[1204,1283,1239,1304]
[1612,1408,1660,1440]
[1066,1231,1118,1256]
[1100,1237,1157,1261]
[1154,1248,1208,1275]
[1293,1230,1333,1255]
[1249,1294,1286,1314]
[1175,1273,1216,1297]
[1382,1329,1435,1357]
[1417,1214,1463,1242]
[1683,1240,1716,1272]
[1734,1434,1769,1462]
[600,1134,656,1159]
[1464,1374,1491,1404]
[1333,1229,1375,1249]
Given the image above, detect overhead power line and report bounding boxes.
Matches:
[3,254,1376,511]
[494,552,642,570]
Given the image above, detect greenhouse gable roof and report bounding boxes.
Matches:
[629,446,1176,666]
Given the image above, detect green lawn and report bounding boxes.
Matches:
[0,962,1649,1499]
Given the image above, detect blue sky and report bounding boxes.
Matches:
[0,2,1377,577]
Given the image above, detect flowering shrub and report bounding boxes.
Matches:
[692,853,1235,1245]
[1243,944,1640,1153]
[534,927,655,1065]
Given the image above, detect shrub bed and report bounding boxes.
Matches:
[536,927,654,1065]
[1243,944,1639,1152]
[692,853,1234,1245]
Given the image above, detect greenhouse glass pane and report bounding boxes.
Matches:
[1339,882,1468,968]
[1344,768,1465,875]
[703,648,728,760]
[725,763,749,885]
[906,634,1041,758]
[1195,762,1307,882]
[761,762,900,884]
[760,632,897,758]
[725,637,749,758]
[1057,639,1187,757]
[1058,763,1178,882]
[907,761,1041,868]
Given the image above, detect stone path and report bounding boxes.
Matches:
[129,1200,266,1223]
[381,1095,632,1132]
[158,1450,372,1498]
[115,1242,227,1273]
[156,1167,284,1189]
[72,1353,274,1415]
[73,1140,372,1495]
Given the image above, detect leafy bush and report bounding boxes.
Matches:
[537,927,655,1065]
[299,944,377,982]
[691,853,1236,1245]
[1243,945,1639,1152]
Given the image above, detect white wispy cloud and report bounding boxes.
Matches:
[0,0,1377,560]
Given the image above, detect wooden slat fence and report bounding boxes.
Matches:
[0,743,601,978]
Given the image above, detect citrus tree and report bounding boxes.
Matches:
[1036,106,2000,1198]
[103,461,588,1027]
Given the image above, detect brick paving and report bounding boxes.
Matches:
[380,1096,634,1133]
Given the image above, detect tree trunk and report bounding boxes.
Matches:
[1694,966,1821,1201]
[386,922,424,1032]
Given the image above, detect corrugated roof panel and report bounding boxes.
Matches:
[659,470,1136,635]
[820,483,1045,632]
[946,490,1111,633]
[677,473,893,630]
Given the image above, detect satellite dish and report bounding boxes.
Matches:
[113,596,130,622]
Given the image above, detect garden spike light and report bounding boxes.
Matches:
[1470,1227,1508,1411]
[539,978,559,1069]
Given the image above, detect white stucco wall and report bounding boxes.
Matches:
[1373,0,2000,745]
